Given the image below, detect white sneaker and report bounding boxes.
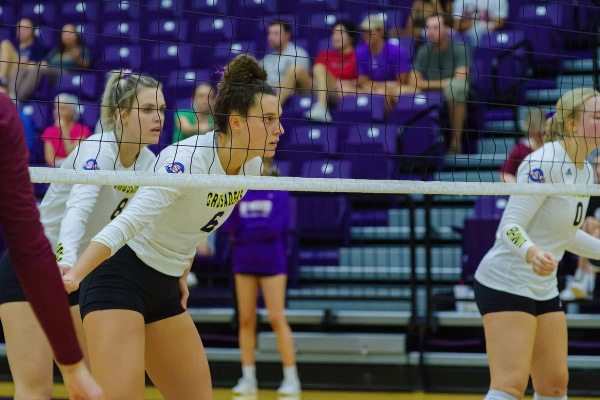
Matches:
[232,377,257,395]
[304,103,332,123]
[277,378,301,396]
[560,286,576,301]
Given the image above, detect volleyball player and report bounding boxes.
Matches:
[474,87,600,400]
[0,71,161,399]
[227,158,300,396]
[62,54,282,400]
[0,92,103,399]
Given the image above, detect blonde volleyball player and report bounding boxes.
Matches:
[0,71,162,399]
[474,87,600,400]
[62,54,282,400]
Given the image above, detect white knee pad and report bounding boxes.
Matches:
[485,390,518,400]
[534,394,567,400]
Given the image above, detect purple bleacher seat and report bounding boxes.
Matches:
[235,0,278,40]
[100,45,142,72]
[281,95,314,126]
[330,94,386,123]
[101,0,140,20]
[146,0,188,18]
[0,27,9,42]
[473,195,508,218]
[147,19,189,43]
[189,0,230,15]
[278,125,339,175]
[339,123,397,180]
[18,102,50,132]
[19,2,56,25]
[101,21,141,45]
[34,27,56,50]
[175,97,192,111]
[78,102,100,132]
[150,43,194,69]
[55,72,99,101]
[295,159,352,245]
[195,16,235,47]
[389,93,443,176]
[271,159,293,177]
[166,69,217,99]
[61,1,99,23]
[298,0,340,12]
[470,29,530,135]
[0,5,14,25]
[75,22,98,47]
[212,41,257,68]
[304,12,350,43]
[300,158,351,178]
[340,0,392,22]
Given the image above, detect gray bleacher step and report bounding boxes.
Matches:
[562,58,594,73]
[388,208,473,230]
[435,170,498,182]
[483,120,517,134]
[407,193,478,203]
[434,311,600,329]
[260,332,406,357]
[478,137,516,155]
[300,265,462,282]
[527,87,570,104]
[408,351,600,370]
[287,298,412,312]
[287,285,412,299]
[351,225,460,241]
[443,153,507,169]
[339,246,462,269]
[557,74,596,88]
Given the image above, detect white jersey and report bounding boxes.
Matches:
[476,141,600,300]
[39,131,157,267]
[93,131,263,277]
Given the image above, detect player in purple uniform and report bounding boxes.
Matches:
[227,159,300,396]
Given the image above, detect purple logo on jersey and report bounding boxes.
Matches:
[82,159,100,170]
[529,168,545,183]
[165,162,185,173]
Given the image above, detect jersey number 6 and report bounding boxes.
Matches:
[201,211,225,233]
[111,198,129,220]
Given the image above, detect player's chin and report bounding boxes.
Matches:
[263,148,277,158]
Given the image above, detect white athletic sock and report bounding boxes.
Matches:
[242,365,256,381]
[283,365,298,381]
[484,390,518,400]
[533,394,567,400]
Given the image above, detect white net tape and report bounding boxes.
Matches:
[29,167,600,196]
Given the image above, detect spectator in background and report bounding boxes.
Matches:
[16,23,91,101]
[452,0,509,46]
[42,93,91,167]
[392,0,446,39]
[500,108,546,183]
[409,14,470,154]
[305,21,358,123]
[173,83,215,143]
[261,20,312,105]
[561,152,600,301]
[356,14,412,109]
[0,18,47,95]
[228,158,300,397]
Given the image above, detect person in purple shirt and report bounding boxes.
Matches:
[226,159,300,397]
[356,14,413,109]
[0,18,46,92]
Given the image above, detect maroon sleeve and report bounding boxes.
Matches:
[500,142,531,176]
[0,94,83,365]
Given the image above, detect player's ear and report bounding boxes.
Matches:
[229,114,242,133]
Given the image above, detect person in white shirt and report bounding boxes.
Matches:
[452,0,509,46]
[0,70,161,400]
[261,20,312,105]
[62,54,283,400]
[474,87,600,400]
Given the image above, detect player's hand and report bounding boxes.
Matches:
[529,247,558,276]
[57,360,104,400]
[62,269,81,294]
[179,274,189,310]
[58,263,72,277]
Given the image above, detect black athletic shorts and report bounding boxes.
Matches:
[0,251,79,306]
[79,245,185,324]
[474,279,563,317]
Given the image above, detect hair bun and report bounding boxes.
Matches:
[223,55,267,84]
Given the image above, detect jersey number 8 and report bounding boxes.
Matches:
[111,198,129,220]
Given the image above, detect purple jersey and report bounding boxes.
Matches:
[226,190,290,275]
[356,41,412,82]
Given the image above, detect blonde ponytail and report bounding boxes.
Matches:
[545,87,600,143]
